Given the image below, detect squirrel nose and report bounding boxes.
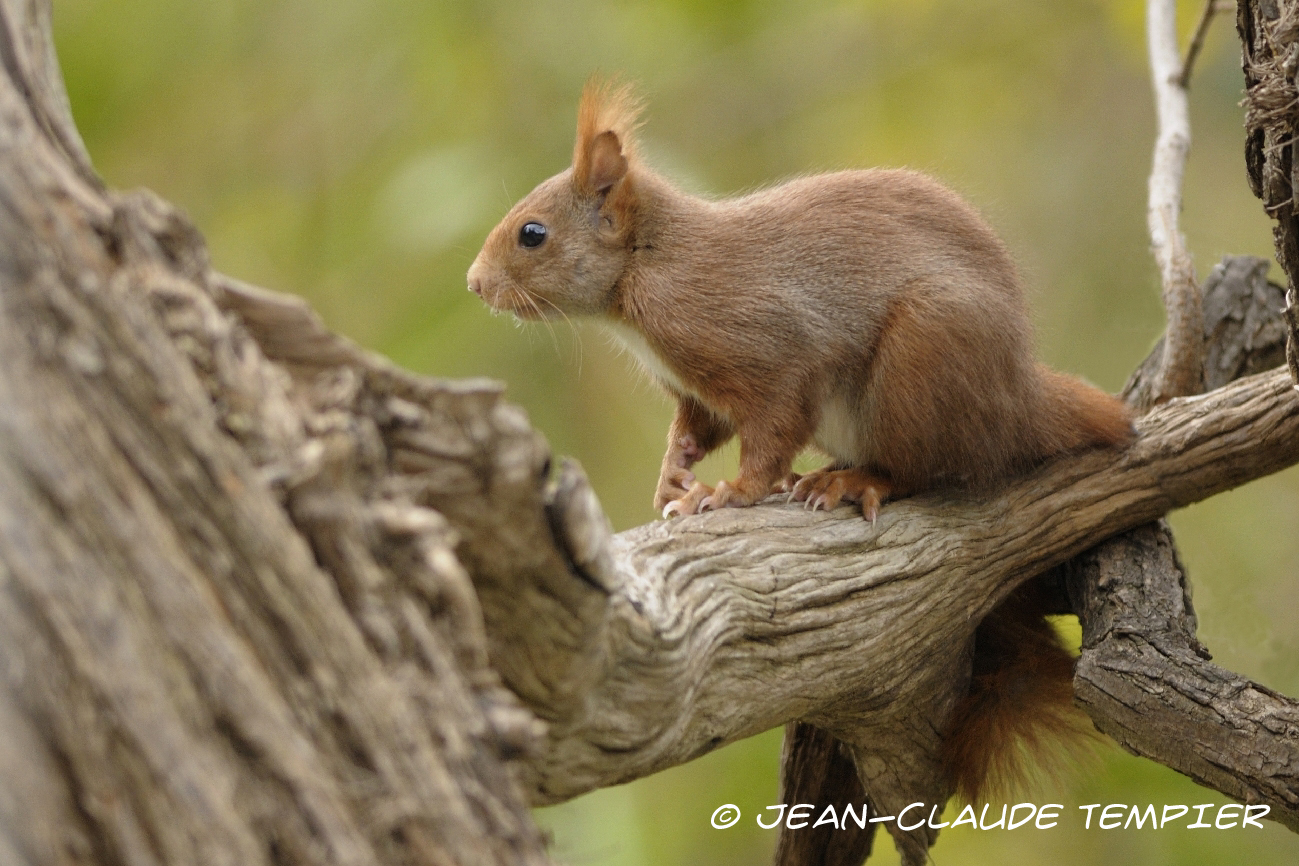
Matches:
[466,261,486,297]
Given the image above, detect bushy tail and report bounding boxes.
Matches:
[1035,364,1136,455]
[940,582,1095,803]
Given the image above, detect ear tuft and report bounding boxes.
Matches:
[586,130,628,194]
[573,77,643,195]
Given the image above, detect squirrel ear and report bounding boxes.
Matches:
[573,78,641,196]
[581,130,628,195]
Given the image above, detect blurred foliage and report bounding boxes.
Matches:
[54,0,1299,862]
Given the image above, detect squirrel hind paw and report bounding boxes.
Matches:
[789,467,892,520]
[700,479,765,511]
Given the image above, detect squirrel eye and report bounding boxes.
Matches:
[518,222,547,248]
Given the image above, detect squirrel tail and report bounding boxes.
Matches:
[1034,364,1136,455]
[938,369,1125,801]
[940,581,1094,803]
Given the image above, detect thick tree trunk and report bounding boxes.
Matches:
[0,2,549,863]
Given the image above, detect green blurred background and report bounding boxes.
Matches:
[52,0,1299,862]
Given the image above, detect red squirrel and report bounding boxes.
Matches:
[468,80,1134,798]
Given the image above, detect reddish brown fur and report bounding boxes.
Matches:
[941,583,1097,804]
[573,79,643,194]
[467,79,1135,800]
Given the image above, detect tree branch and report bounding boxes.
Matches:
[1147,0,1205,404]
[1068,522,1299,832]
[200,239,1299,865]
[495,369,1299,799]
[774,723,875,866]
[221,247,1299,864]
[1178,0,1230,88]
[1067,261,1299,830]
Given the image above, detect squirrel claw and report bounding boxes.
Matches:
[654,467,697,512]
[663,481,714,518]
[775,472,801,495]
[705,479,753,510]
[788,466,893,520]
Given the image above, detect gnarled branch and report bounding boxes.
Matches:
[499,366,1298,857]
[1068,522,1299,833]
[221,248,1299,864]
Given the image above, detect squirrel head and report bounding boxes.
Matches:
[468,79,644,319]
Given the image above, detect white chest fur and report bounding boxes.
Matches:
[814,390,878,465]
[603,320,694,396]
[814,392,858,462]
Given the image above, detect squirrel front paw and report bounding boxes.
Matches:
[700,479,763,512]
[663,481,713,518]
[663,477,769,517]
[653,465,697,511]
[654,434,705,511]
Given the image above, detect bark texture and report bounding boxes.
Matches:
[1068,522,1299,832]
[1242,0,1299,388]
[774,723,875,866]
[0,2,550,863]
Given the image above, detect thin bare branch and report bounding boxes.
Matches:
[1286,286,1299,389]
[1178,0,1225,87]
[1147,0,1205,403]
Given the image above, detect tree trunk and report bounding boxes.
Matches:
[0,2,549,863]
